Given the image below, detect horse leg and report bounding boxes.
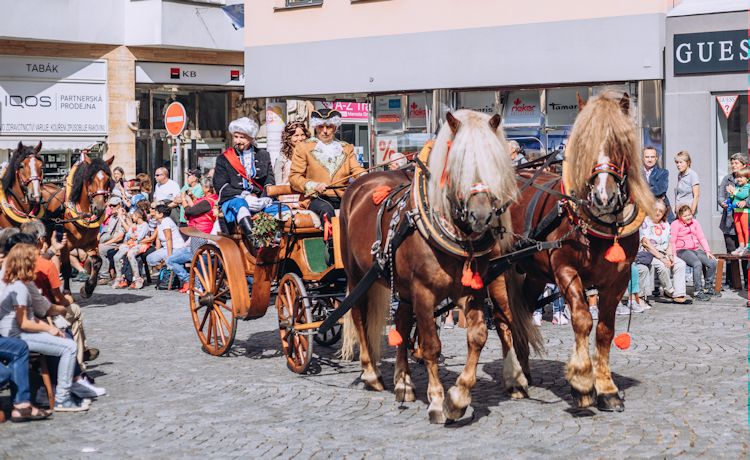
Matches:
[348,301,384,391]
[81,253,101,298]
[488,275,529,399]
[412,288,446,424]
[594,289,625,412]
[444,295,488,420]
[393,300,416,403]
[556,267,596,408]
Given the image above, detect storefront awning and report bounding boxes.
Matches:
[0,137,105,150]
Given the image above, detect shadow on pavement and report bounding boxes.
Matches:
[78,293,151,308]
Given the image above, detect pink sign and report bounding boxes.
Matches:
[323,101,370,121]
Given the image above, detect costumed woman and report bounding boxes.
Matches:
[289,109,366,224]
[213,117,275,236]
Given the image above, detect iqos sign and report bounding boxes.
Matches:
[674,30,750,75]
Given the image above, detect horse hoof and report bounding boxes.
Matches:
[361,372,384,391]
[571,386,597,408]
[79,287,92,299]
[442,386,469,421]
[507,386,529,400]
[597,393,625,412]
[394,382,416,402]
[428,406,447,425]
[442,398,467,421]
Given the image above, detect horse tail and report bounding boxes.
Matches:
[506,270,545,357]
[339,283,391,364]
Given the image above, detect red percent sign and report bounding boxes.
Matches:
[379,139,395,162]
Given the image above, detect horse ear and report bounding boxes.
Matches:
[619,93,631,115]
[488,114,502,131]
[34,142,42,154]
[576,92,586,112]
[17,141,24,152]
[446,112,460,135]
[105,155,115,166]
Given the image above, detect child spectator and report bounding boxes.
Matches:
[728,168,750,255]
[671,205,718,301]
[112,209,150,289]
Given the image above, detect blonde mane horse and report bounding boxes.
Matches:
[339,109,517,424]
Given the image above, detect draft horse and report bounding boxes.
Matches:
[340,110,518,423]
[43,152,114,297]
[490,92,655,411]
[0,142,45,228]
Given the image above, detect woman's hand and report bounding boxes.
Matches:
[662,256,673,268]
[707,252,716,260]
[47,325,64,338]
[314,183,327,194]
[727,184,736,195]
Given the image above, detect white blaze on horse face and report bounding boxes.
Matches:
[594,150,611,205]
[29,157,40,199]
[97,171,105,181]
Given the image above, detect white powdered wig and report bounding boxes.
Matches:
[427,110,518,220]
[228,117,259,138]
[309,116,342,129]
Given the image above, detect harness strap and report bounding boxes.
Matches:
[483,239,563,283]
[523,188,547,239]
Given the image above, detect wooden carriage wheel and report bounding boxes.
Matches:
[276,273,313,373]
[312,298,342,347]
[189,244,238,356]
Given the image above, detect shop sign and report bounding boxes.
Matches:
[407,94,431,130]
[375,97,402,129]
[716,95,739,119]
[0,56,107,81]
[546,87,587,127]
[674,30,750,76]
[321,101,369,121]
[0,80,107,136]
[136,62,245,86]
[502,90,542,127]
[375,135,398,165]
[457,91,498,114]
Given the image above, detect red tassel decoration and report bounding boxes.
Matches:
[371,185,392,205]
[387,327,403,347]
[323,216,331,242]
[461,264,473,287]
[614,332,631,350]
[470,271,484,290]
[604,238,626,263]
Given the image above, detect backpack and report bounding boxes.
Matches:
[156,266,181,290]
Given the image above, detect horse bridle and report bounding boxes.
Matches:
[447,182,506,240]
[16,156,42,200]
[586,157,629,216]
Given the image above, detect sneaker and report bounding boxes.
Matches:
[532,311,542,326]
[130,277,144,290]
[638,299,652,310]
[552,311,569,325]
[616,305,630,315]
[731,247,744,256]
[54,397,89,412]
[694,290,711,301]
[630,301,645,313]
[589,306,599,320]
[671,296,692,305]
[74,377,106,397]
[178,282,190,293]
[71,381,99,399]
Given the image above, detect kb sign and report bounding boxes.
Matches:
[674,29,750,75]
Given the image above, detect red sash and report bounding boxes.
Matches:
[223,148,263,192]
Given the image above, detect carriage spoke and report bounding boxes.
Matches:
[197,256,210,289]
[214,299,233,314]
[199,308,211,332]
[206,311,214,344]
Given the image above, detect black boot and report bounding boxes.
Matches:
[238,216,253,237]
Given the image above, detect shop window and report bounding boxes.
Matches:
[406,93,432,131]
[456,91,499,114]
[198,92,227,137]
[716,93,748,188]
[373,93,433,166]
[136,91,150,130]
[639,80,663,163]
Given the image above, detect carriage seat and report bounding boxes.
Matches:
[265,185,323,234]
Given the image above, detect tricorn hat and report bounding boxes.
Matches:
[310,109,342,129]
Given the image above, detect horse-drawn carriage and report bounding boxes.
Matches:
[182,184,347,373]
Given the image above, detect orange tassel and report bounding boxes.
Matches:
[604,239,626,263]
[470,271,484,290]
[439,140,452,188]
[387,327,403,347]
[371,185,392,205]
[461,265,473,287]
[323,216,331,241]
[614,332,631,350]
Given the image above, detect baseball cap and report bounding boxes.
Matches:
[108,196,123,206]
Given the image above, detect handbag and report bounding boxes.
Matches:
[634,251,654,266]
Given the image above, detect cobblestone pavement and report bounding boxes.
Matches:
[1,282,747,459]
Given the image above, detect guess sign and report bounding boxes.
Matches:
[674,29,750,75]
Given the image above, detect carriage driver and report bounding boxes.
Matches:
[289,109,366,223]
[213,117,275,236]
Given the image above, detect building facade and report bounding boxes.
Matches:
[665,1,750,249]
[0,0,246,181]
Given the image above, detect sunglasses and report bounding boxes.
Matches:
[109,204,119,208]
[155,173,164,177]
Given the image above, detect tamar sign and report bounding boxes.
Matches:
[164,102,187,137]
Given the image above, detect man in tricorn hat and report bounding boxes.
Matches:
[213,117,275,236]
[289,109,365,223]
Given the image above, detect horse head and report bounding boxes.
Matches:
[429,110,517,237]
[565,92,654,222]
[73,153,114,216]
[7,141,44,206]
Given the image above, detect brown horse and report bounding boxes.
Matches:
[491,92,655,412]
[0,142,44,228]
[340,110,518,423]
[43,153,114,297]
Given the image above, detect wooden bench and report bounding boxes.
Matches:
[714,253,749,292]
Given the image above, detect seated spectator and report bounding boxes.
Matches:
[0,242,87,412]
[146,203,185,269]
[98,196,126,281]
[112,209,150,289]
[127,173,151,212]
[671,205,718,301]
[167,177,218,293]
[111,166,130,201]
[636,201,690,304]
[176,169,204,226]
[0,336,51,422]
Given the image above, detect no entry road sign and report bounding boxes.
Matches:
[165,102,187,137]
